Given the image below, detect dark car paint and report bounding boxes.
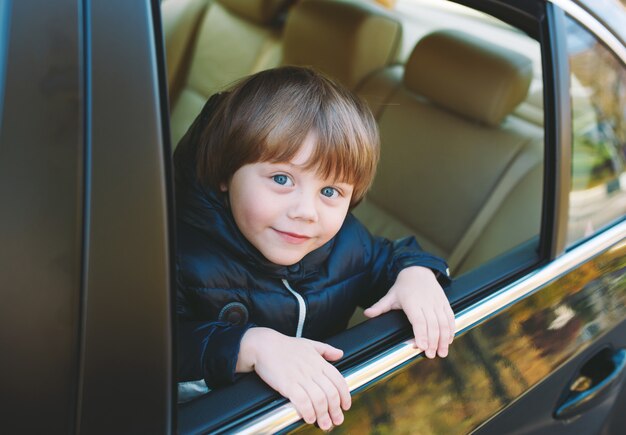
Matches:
[1,0,625,434]
[0,0,83,433]
[290,238,626,433]
[0,0,173,434]
[77,0,173,433]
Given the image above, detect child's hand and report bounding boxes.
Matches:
[236,327,351,430]
[363,266,455,358]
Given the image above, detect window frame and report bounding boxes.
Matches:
[174,0,560,432]
[77,0,173,432]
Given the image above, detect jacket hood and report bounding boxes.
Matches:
[173,94,334,280]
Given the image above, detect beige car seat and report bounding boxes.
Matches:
[161,0,210,101]
[355,30,544,275]
[281,0,402,89]
[164,0,403,148]
[164,0,291,146]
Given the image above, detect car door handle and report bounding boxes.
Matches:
[554,348,626,420]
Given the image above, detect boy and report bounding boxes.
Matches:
[175,66,454,430]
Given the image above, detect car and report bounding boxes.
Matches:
[1,0,626,433]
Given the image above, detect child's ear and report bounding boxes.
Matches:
[219,182,228,192]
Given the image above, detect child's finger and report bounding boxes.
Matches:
[309,340,344,361]
[301,380,333,431]
[406,306,429,351]
[324,365,351,411]
[435,307,450,358]
[289,383,316,425]
[314,375,344,426]
[363,293,393,318]
[423,308,439,359]
[446,305,456,344]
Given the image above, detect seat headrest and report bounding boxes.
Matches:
[404,30,533,127]
[217,0,289,25]
[282,0,401,89]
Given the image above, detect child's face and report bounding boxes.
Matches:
[222,134,354,266]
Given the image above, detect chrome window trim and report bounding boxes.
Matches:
[549,0,626,65]
[236,221,626,434]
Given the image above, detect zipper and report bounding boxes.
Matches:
[281,279,306,338]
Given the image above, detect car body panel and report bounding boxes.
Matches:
[77,0,173,433]
[232,222,626,433]
[0,0,82,433]
[312,231,626,434]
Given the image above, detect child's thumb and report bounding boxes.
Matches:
[310,340,344,361]
[363,295,393,318]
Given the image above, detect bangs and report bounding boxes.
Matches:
[259,130,378,203]
[199,66,380,206]
[251,84,380,206]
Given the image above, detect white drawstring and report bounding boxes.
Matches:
[281,279,306,338]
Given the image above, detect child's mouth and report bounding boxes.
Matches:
[272,228,312,244]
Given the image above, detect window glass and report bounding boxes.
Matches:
[565,15,626,246]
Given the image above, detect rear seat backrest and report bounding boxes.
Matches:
[355,30,543,274]
[281,0,402,89]
[162,0,210,100]
[168,0,290,146]
[166,0,401,148]
[404,30,533,127]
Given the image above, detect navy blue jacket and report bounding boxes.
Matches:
[175,94,450,388]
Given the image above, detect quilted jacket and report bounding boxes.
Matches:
[175,94,450,388]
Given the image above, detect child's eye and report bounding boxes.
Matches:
[272,174,293,186]
[321,186,339,198]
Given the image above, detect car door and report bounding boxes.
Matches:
[0,1,84,432]
[475,2,626,433]
[0,1,174,433]
[76,1,173,433]
[173,0,626,433]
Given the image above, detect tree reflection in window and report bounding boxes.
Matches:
[565,15,626,245]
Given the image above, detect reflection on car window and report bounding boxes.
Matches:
[565,15,626,246]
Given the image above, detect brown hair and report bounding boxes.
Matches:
[196,66,379,207]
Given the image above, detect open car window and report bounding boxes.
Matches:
[162,0,551,431]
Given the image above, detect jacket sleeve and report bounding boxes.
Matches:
[177,317,254,389]
[351,215,451,308]
[177,273,255,389]
[174,92,255,389]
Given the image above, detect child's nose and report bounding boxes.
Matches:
[287,193,318,222]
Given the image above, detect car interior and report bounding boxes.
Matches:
[162,0,545,277]
[161,0,548,426]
